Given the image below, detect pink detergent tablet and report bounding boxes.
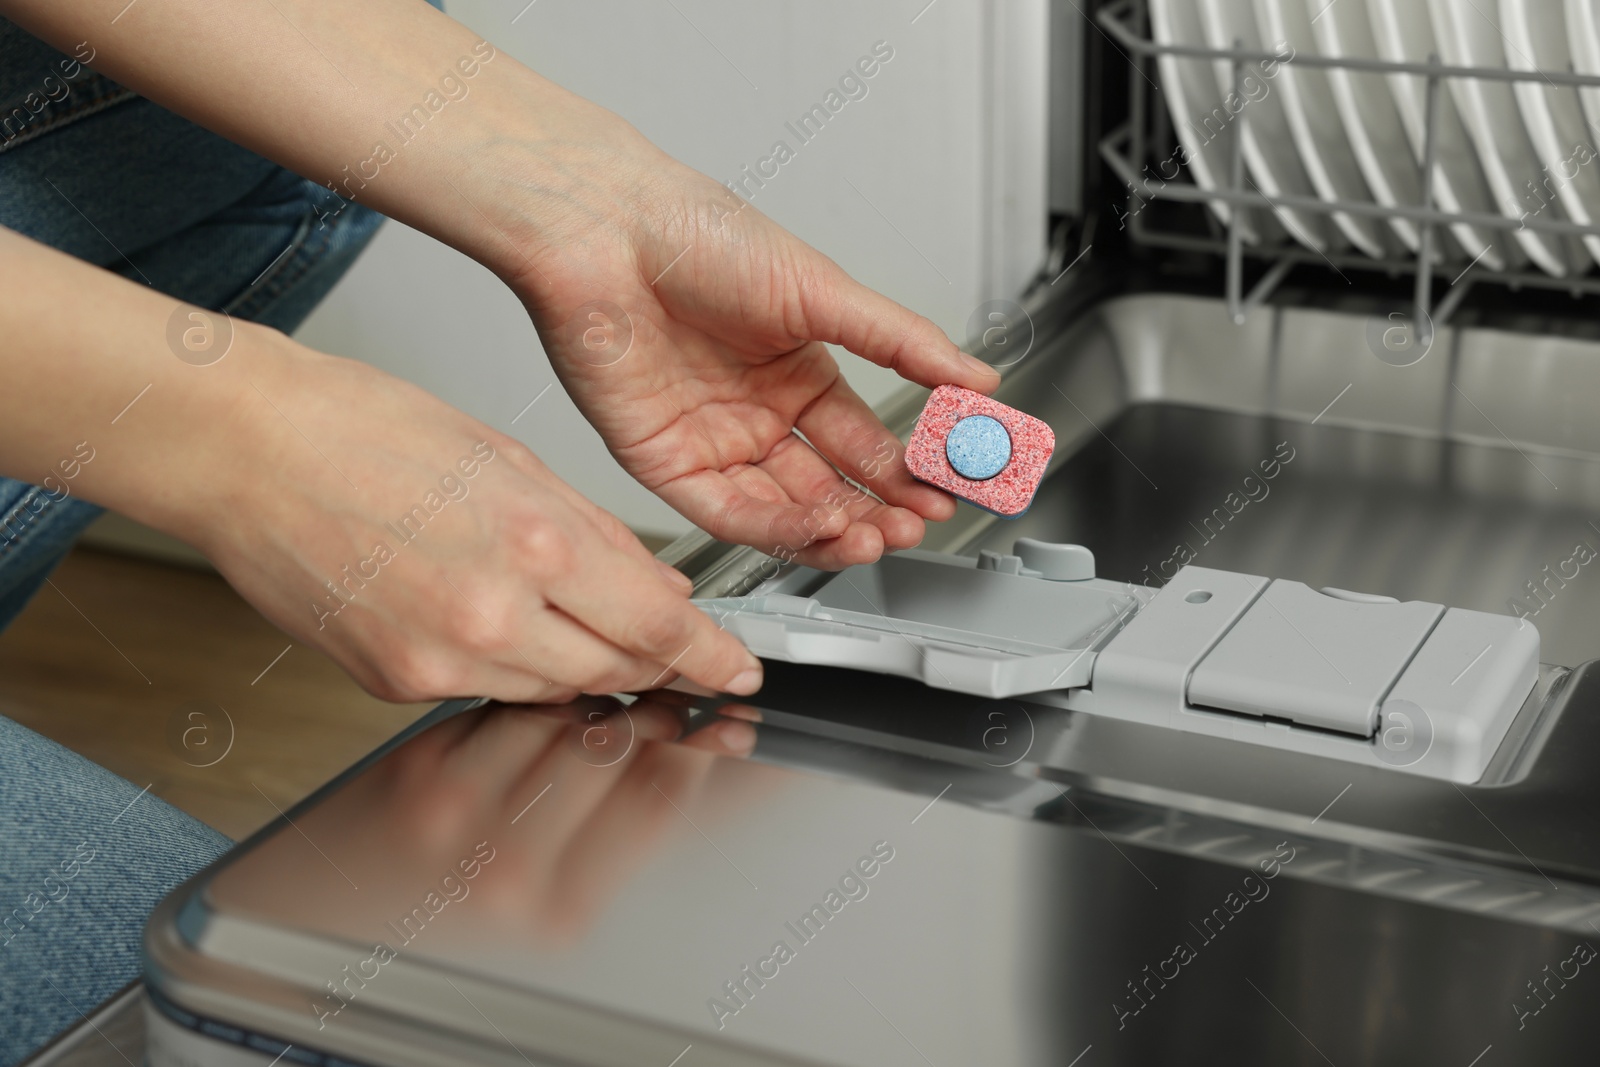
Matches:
[905,385,1055,518]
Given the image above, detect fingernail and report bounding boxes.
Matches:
[959,352,1000,379]
[726,667,763,695]
[655,559,693,593]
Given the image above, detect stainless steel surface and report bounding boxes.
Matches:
[964,293,1600,669]
[1096,0,1600,336]
[143,673,1600,1067]
[142,676,1600,1067]
[1048,0,1086,217]
[148,291,1600,1065]
[696,289,1600,671]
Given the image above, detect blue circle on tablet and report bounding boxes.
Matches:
[946,415,1011,480]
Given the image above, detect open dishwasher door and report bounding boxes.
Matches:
[141,580,1599,1067]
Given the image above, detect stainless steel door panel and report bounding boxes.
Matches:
[145,685,1600,1066]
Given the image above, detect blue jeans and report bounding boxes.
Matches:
[0,20,387,1064]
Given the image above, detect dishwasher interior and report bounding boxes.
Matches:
[662,289,1600,1064]
[660,0,1600,1057]
[134,4,1600,1066]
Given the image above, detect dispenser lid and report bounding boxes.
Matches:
[696,545,1150,698]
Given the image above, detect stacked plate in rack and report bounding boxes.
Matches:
[1148,0,1600,276]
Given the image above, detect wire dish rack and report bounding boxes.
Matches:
[1096,0,1600,344]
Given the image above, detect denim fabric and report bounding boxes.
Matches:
[0,717,232,1062]
[0,14,393,1064]
[0,94,386,631]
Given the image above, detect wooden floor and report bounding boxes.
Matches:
[0,549,430,841]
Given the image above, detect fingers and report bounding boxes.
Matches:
[651,464,849,555]
[587,510,695,595]
[799,254,1000,394]
[558,493,695,594]
[534,513,764,695]
[335,626,579,707]
[433,662,580,707]
[502,605,694,697]
[745,435,923,567]
[654,558,694,594]
[654,435,932,570]
[500,437,691,588]
[793,369,957,523]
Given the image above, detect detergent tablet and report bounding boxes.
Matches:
[904,384,1055,518]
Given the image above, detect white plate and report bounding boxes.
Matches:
[1369,0,1516,271]
[1310,0,1452,257]
[1254,0,1392,257]
[1503,0,1600,267]
[1195,0,1339,252]
[1565,0,1600,190]
[1427,0,1577,276]
[1150,0,1271,241]
[1365,0,1513,272]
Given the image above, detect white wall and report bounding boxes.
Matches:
[295,0,1048,540]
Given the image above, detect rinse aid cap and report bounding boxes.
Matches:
[905,385,1055,517]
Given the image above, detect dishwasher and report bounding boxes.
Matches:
[100,2,1600,1065]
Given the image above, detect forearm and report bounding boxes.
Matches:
[0,0,633,283]
[0,225,281,539]
[0,227,764,701]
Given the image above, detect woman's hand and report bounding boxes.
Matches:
[480,115,1001,569]
[0,0,1000,703]
[3,0,997,571]
[169,327,764,704]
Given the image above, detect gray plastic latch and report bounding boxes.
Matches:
[976,550,1025,575]
[1015,539,1096,580]
[976,541,1095,580]
[1188,580,1444,736]
[1319,586,1400,605]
